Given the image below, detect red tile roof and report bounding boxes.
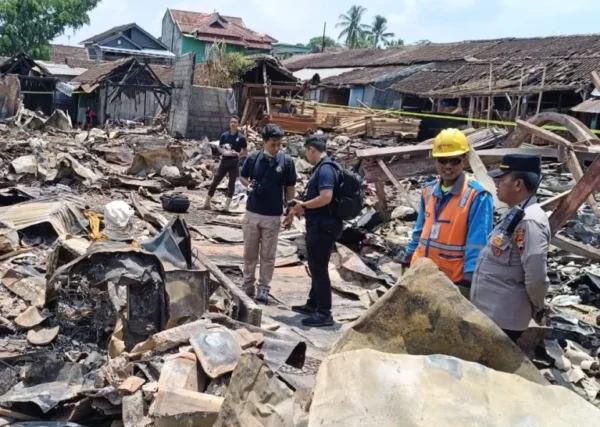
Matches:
[169,9,276,50]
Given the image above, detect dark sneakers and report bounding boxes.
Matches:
[243,283,256,299]
[301,312,334,327]
[291,304,315,316]
[256,288,269,305]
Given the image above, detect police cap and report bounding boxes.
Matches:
[488,153,541,178]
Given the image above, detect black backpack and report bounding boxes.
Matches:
[314,160,364,221]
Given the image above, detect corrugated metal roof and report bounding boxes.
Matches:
[36,61,87,77]
[293,67,361,81]
[391,57,600,96]
[0,197,87,238]
[320,66,413,86]
[283,34,600,71]
[99,46,175,58]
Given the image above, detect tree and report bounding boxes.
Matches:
[355,33,374,48]
[307,35,338,52]
[367,15,395,48]
[200,42,252,88]
[336,5,369,49]
[414,39,432,46]
[0,0,100,59]
[385,38,405,48]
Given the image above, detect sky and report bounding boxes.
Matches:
[53,0,600,47]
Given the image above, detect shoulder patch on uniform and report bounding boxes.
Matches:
[422,179,438,189]
[467,179,487,193]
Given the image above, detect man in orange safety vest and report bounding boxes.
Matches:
[401,128,494,296]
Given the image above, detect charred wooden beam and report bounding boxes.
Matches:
[549,154,600,234]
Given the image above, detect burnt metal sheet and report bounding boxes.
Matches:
[195,241,299,267]
[0,197,87,243]
[0,361,87,413]
[191,225,244,243]
[205,314,306,372]
[142,216,192,270]
[1,265,46,307]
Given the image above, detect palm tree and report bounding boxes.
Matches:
[336,5,369,49]
[385,38,405,48]
[367,15,395,48]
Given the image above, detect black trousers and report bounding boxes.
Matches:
[208,157,239,198]
[305,222,338,316]
[503,329,524,343]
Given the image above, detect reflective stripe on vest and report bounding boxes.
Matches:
[411,177,478,283]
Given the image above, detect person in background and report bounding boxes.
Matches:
[401,128,494,297]
[203,116,247,211]
[470,154,549,343]
[288,135,342,327]
[240,124,297,304]
[85,106,97,130]
[280,101,294,114]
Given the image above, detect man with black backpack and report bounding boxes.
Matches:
[288,134,357,327]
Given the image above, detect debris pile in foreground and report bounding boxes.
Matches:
[0,108,598,424]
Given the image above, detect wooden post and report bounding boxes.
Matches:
[195,251,262,326]
[516,68,524,118]
[262,63,271,116]
[557,92,564,113]
[549,154,600,234]
[240,99,250,125]
[535,66,547,115]
[557,146,567,173]
[467,148,508,213]
[376,158,418,211]
[467,96,475,126]
[486,62,493,127]
[375,182,388,211]
[531,66,547,144]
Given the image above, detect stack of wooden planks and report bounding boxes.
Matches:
[244,97,421,137]
[334,113,421,138]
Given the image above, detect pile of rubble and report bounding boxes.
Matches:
[0,106,599,424]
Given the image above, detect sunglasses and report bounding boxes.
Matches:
[436,157,463,166]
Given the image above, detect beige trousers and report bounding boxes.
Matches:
[242,211,281,290]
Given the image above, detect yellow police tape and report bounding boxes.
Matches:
[304,100,600,135]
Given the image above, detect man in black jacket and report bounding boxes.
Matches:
[289,135,342,327]
[203,116,247,211]
[239,124,297,304]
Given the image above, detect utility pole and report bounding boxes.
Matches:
[321,22,327,53]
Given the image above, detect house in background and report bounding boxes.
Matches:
[49,44,100,69]
[162,9,277,63]
[272,43,313,60]
[80,23,175,64]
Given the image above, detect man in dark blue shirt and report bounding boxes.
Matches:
[289,134,342,327]
[204,115,247,211]
[239,124,297,304]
